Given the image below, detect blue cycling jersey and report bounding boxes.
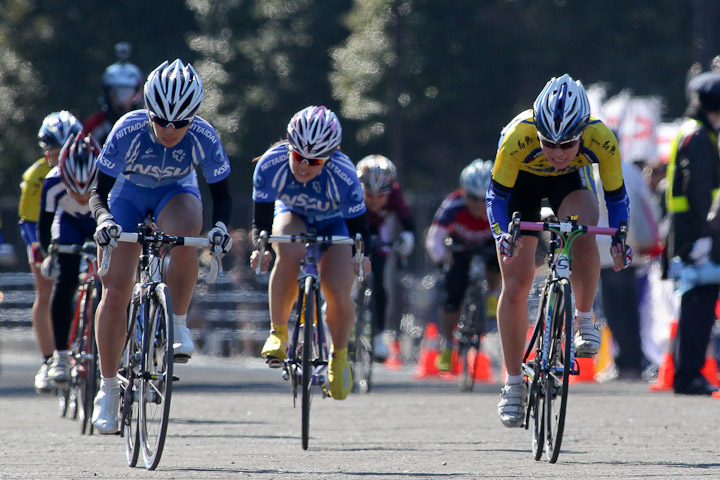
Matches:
[40,168,95,244]
[252,142,366,222]
[97,110,230,188]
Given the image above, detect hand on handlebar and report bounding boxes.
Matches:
[94,219,121,249]
[208,221,233,256]
[498,232,523,264]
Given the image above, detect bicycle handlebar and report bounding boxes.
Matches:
[254,231,365,277]
[98,231,221,283]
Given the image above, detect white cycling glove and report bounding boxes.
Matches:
[689,236,712,265]
[497,232,514,257]
[40,255,57,279]
[94,219,122,249]
[208,221,232,256]
[395,231,415,258]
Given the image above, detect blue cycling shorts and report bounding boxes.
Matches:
[110,180,200,232]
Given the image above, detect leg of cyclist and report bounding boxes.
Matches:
[436,250,470,372]
[320,242,356,400]
[93,242,140,433]
[48,253,82,385]
[496,235,538,427]
[370,249,389,360]
[30,260,55,392]
[261,212,306,362]
[156,193,203,362]
[557,189,601,357]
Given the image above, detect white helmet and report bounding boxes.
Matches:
[37,111,82,150]
[59,134,100,195]
[356,155,397,195]
[533,74,590,143]
[459,158,493,197]
[144,59,204,121]
[286,106,342,160]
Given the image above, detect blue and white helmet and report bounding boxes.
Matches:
[533,74,590,143]
[287,106,342,160]
[37,111,82,150]
[144,59,204,121]
[459,158,493,197]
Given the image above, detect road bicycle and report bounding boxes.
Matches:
[350,266,374,393]
[442,239,498,393]
[51,241,101,434]
[255,230,363,450]
[99,217,221,469]
[509,212,626,463]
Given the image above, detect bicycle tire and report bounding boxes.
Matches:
[301,275,314,450]
[544,279,572,463]
[352,276,373,394]
[139,283,174,470]
[80,279,100,435]
[526,282,549,461]
[122,296,143,467]
[457,287,481,392]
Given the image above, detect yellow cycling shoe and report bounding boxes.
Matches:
[435,347,453,372]
[329,348,353,400]
[261,325,288,363]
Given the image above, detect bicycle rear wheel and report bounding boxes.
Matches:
[301,276,315,450]
[544,280,572,463]
[352,277,373,393]
[139,283,174,470]
[122,295,143,467]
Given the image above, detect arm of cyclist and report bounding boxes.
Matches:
[486,179,523,262]
[604,184,633,270]
[89,171,122,248]
[425,224,448,266]
[249,200,274,273]
[344,212,372,276]
[207,177,233,256]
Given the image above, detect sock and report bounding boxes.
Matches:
[505,373,524,385]
[174,313,187,325]
[101,375,119,392]
[575,309,593,321]
[270,323,288,336]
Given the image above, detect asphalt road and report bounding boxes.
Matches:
[1,335,720,479]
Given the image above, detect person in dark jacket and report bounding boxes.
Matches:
[665,71,720,395]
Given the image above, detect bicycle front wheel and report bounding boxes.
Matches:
[301,276,315,450]
[352,277,373,394]
[80,279,100,435]
[122,295,143,467]
[139,283,174,470]
[544,279,572,463]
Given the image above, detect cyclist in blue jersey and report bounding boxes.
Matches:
[37,134,100,385]
[88,59,233,434]
[250,105,372,400]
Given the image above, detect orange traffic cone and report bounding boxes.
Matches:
[414,323,441,378]
[650,319,678,392]
[472,347,495,382]
[384,339,403,371]
[570,357,597,383]
[700,354,720,387]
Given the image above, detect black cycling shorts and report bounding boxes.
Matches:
[443,245,499,312]
[507,169,596,237]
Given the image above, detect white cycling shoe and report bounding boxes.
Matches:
[498,383,527,428]
[92,382,120,435]
[574,317,601,358]
[174,323,195,363]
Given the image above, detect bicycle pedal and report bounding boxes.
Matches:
[173,354,191,364]
[173,375,180,382]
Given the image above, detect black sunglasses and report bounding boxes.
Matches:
[539,138,580,150]
[149,113,193,129]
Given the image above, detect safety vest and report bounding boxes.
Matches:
[666,118,719,213]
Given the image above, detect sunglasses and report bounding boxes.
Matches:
[291,150,326,166]
[539,137,580,150]
[149,113,193,129]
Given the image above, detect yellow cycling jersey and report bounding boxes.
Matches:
[18,158,51,222]
[492,109,624,192]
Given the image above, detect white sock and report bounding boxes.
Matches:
[575,309,593,322]
[505,374,524,386]
[101,375,119,392]
[174,313,187,325]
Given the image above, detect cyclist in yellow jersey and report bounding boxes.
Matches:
[486,74,632,427]
[18,111,82,392]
